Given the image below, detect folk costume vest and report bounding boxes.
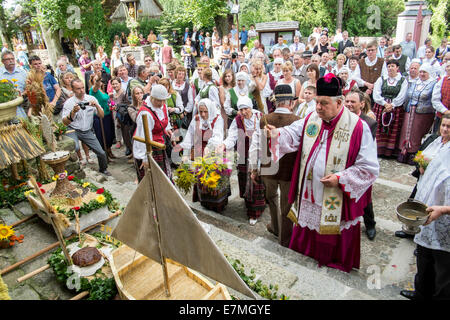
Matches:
[134,103,169,145]
[229,88,254,119]
[296,107,360,235]
[438,77,450,117]
[381,76,405,102]
[359,57,384,85]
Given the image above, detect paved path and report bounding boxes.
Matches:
[0,145,418,300]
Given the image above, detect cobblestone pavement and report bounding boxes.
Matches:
[0,145,419,300]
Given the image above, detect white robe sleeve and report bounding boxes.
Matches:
[335,121,380,201]
[372,77,385,106]
[275,118,305,161]
[184,84,195,113]
[223,118,239,150]
[175,92,184,113]
[133,111,155,161]
[179,120,195,156]
[248,125,261,171]
[206,117,224,149]
[208,86,221,111]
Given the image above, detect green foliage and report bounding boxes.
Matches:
[108,22,130,42]
[138,18,162,38]
[429,0,449,47]
[182,0,228,29]
[0,175,32,208]
[227,256,289,300]
[0,79,18,103]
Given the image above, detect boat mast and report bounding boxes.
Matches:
[134,114,171,297]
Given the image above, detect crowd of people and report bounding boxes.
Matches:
[1,25,449,300]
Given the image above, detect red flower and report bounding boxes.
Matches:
[323,73,336,83]
[37,182,42,187]
[96,188,105,194]
[68,176,74,181]
[73,206,80,211]
[40,188,46,194]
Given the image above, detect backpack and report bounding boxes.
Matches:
[116,103,132,125]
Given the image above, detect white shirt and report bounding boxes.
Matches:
[61,95,100,131]
[289,42,306,54]
[295,100,316,119]
[120,76,133,92]
[373,73,409,107]
[133,99,173,161]
[191,68,221,84]
[348,65,365,87]
[416,45,427,59]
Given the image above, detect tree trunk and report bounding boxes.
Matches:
[336,0,344,31]
[214,13,234,39]
[38,21,64,70]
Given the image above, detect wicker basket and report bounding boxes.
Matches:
[0,96,24,124]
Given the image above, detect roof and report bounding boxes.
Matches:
[255,21,299,32]
[111,0,163,20]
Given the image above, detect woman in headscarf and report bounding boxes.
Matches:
[176,98,226,211]
[223,71,254,124]
[338,66,359,96]
[373,59,409,157]
[218,96,266,225]
[397,63,437,164]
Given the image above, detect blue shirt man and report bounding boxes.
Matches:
[43,72,58,102]
[0,50,28,118]
[240,27,248,47]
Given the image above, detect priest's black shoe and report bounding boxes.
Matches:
[400,290,416,300]
[395,230,414,239]
[366,228,376,240]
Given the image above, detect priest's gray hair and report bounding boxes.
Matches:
[332,95,344,103]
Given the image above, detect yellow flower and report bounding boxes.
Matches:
[206,178,218,189]
[1,79,8,83]
[0,224,15,240]
[96,195,106,204]
[24,190,33,197]
[209,171,221,182]
[52,176,58,181]
[11,79,17,82]
[82,182,90,188]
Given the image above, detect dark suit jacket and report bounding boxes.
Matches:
[338,39,354,54]
[360,113,377,139]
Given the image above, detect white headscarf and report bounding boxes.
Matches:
[197,98,218,130]
[419,63,433,77]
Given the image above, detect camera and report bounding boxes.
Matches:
[78,102,90,110]
[231,52,238,59]
[150,72,162,78]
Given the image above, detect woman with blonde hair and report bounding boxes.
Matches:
[332,53,347,75]
[95,45,108,64]
[276,61,301,108]
[219,36,232,72]
[251,60,272,113]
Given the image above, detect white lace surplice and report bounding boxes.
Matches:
[277,117,379,232]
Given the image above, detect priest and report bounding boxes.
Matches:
[265,73,379,272]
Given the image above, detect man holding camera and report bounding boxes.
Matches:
[62,78,111,176]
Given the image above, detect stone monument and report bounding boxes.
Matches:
[395,1,432,46]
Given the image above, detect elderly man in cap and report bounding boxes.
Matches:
[223,71,254,123]
[218,96,266,225]
[249,84,300,246]
[265,73,379,272]
[133,84,174,182]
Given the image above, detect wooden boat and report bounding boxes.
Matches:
[110,244,231,300]
[110,115,257,300]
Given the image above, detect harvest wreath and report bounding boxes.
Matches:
[24,177,120,220]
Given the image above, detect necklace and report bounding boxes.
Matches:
[387,77,396,85]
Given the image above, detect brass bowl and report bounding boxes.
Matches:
[396,199,429,235]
